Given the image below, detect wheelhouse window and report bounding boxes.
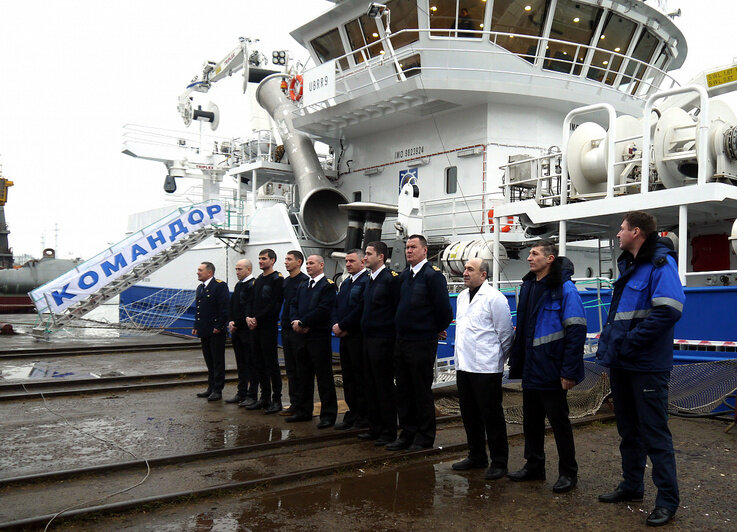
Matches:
[587,13,636,84]
[445,166,458,194]
[310,28,349,70]
[386,0,420,49]
[491,0,548,63]
[619,29,660,94]
[430,0,487,38]
[545,0,602,75]
[344,15,383,64]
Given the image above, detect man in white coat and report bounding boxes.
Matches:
[451,257,515,480]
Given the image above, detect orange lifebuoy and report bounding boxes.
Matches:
[487,209,514,233]
[288,75,303,102]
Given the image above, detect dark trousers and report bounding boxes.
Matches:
[457,370,508,468]
[610,368,679,511]
[232,331,258,398]
[281,328,301,407]
[363,336,397,440]
[339,333,367,425]
[395,338,438,447]
[293,334,338,422]
[252,320,281,402]
[522,388,577,477]
[200,333,226,393]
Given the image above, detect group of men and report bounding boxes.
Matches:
[193,211,683,527]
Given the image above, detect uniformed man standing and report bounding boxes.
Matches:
[332,248,370,430]
[226,259,257,405]
[359,241,400,446]
[192,261,230,401]
[245,249,284,414]
[389,235,453,451]
[280,250,309,415]
[287,255,338,428]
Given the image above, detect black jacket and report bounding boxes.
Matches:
[230,277,255,333]
[332,270,369,334]
[251,271,284,322]
[290,276,338,337]
[395,262,453,341]
[281,272,309,326]
[194,278,230,338]
[360,267,400,339]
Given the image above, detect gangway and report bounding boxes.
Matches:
[30,201,226,337]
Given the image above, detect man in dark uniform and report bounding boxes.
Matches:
[389,234,453,451]
[332,248,369,430]
[280,250,309,415]
[226,258,257,404]
[359,241,400,446]
[192,261,230,401]
[287,254,338,428]
[246,249,284,414]
[596,212,684,527]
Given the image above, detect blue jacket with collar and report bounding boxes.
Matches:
[289,276,338,337]
[332,270,369,334]
[596,234,684,372]
[508,257,587,390]
[194,278,230,338]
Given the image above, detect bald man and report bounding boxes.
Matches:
[287,255,339,428]
[227,259,258,404]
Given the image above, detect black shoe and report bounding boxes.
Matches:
[485,466,508,480]
[357,432,379,440]
[507,466,545,481]
[598,488,644,503]
[317,419,335,429]
[385,439,412,451]
[238,397,257,408]
[196,390,213,398]
[334,421,353,430]
[552,475,577,493]
[646,507,675,527]
[452,458,488,471]
[207,392,222,401]
[264,401,283,414]
[375,437,394,446]
[408,443,431,451]
[245,400,267,410]
[225,395,245,404]
[285,414,311,423]
[279,406,295,416]
[353,419,370,429]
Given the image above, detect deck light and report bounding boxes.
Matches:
[372,32,379,38]
[573,17,580,23]
[366,2,387,19]
[600,35,605,39]
[479,23,484,28]
[524,5,531,11]
[430,6,437,12]
[603,60,608,65]
[614,47,621,52]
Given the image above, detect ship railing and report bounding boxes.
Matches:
[298,28,680,115]
[500,150,564,206]
[417,192,522,238]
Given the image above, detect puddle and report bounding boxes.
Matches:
[0,362,97,380]
[203,425,292,450]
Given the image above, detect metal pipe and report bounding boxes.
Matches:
[678,204,688,285]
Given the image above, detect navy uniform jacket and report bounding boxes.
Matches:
[508,257,587,390]
[596,234,685,372]
[281,272,309,326]
[194,278,230,338]
[290,276,338,337]
[361,267,400,339]
[230,277,255,332]
[252,271,284,323]
[332,270,369,334]
[395,263,453,341]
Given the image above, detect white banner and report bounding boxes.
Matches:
[30,200,225,314]
[302,59,336,107]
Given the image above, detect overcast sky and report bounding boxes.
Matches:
[0,0,735,259]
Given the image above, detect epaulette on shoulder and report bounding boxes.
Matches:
[432,266,441,272]
[391,270,399,277]
[216,279,224,283]
[327,278,335,284]
[278,272,283,277]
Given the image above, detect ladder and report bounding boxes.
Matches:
[33,226,217,337]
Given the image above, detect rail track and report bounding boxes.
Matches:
[0,413,613,530]
[0,341,202,360]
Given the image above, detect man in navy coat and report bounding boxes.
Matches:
[192,261,230,401]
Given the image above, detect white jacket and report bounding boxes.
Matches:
[454,282,514,373]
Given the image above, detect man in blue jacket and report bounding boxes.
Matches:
[332,248,370,430]
[192,261,230,401]
[507,241,586,493]
[596,211,684,527]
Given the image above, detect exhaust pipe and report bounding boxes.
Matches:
[255,74,348,246]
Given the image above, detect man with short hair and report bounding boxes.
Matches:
[359,241,400,445]
[246,249,284,414]
[507,241,587,494]
[389,234,453,451]
[288,255,339,428]
[452,258,514,480]
[332,248,370,430]
[192,261,230,401]
[596,211,684,527]
[280,250,309,415]
[226,259,258,405]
